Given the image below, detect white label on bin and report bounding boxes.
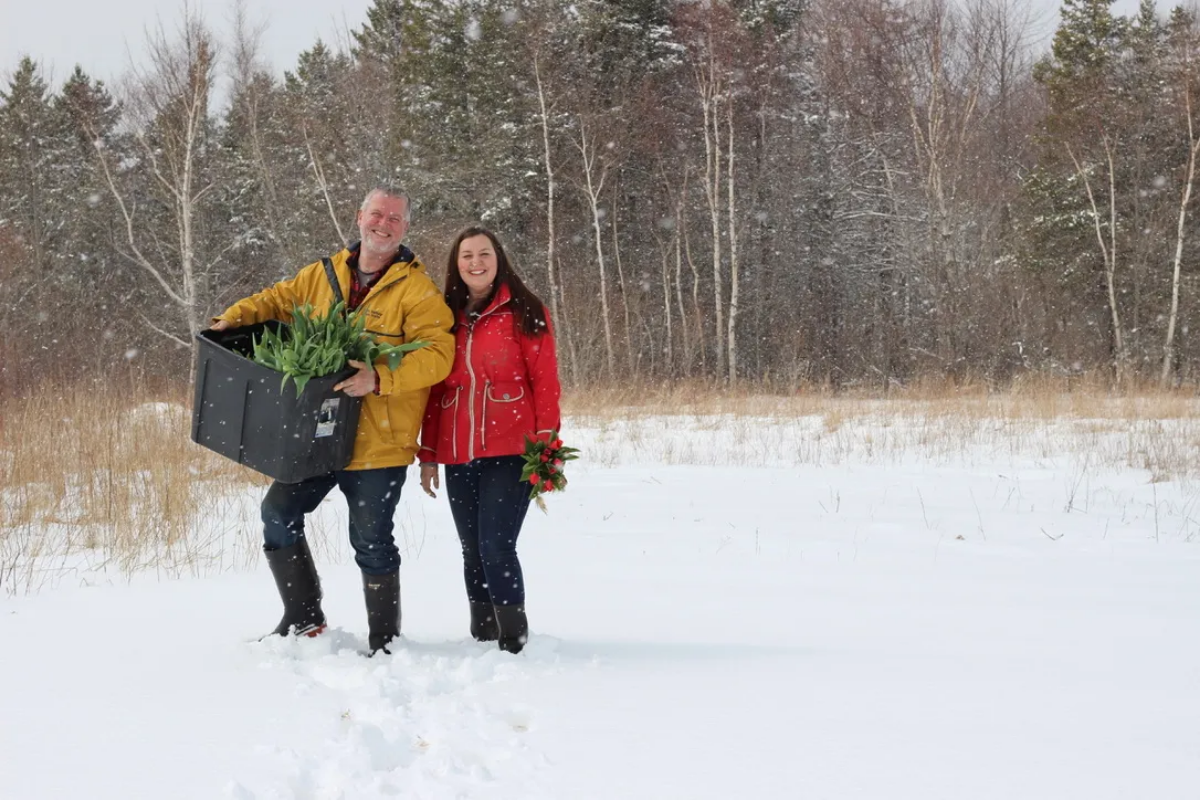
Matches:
[315,398,340,438]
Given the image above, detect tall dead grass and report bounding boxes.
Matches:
[3,377,1197,594]
[563,375,1200,423]
[0,382,266,595]
[563,378,1200,479]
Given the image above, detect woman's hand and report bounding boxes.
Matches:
[420,464,440,498]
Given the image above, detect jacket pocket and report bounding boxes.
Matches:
[383,390,423,453]
[481,382,528,451]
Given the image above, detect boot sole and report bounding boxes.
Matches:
[252,623,327,644]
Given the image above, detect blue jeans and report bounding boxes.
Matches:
[444,455,532,607]
[261,466,408,575]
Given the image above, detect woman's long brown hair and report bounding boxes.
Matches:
[443,227,549,337]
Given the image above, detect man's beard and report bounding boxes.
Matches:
[361,234,399,257]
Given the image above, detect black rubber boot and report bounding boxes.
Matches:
[469,601,499,642]
[363,571,401,655]
[264,539,326,637]
[495,605,528,654]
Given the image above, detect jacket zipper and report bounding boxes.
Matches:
[464,298,510,462]
[466,321,478,462]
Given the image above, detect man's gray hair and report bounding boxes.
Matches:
[361,184,412,221]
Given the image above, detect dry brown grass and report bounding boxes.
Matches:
[3,375,1197,594]
[563,378,1200,480]
[563,376,1200,422]
[0,381,267,595]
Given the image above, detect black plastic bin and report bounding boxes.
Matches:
[191,322,362,483]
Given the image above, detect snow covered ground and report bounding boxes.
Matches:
[2,412,1199,799]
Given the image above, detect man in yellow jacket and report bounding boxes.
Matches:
[211,185,454,654]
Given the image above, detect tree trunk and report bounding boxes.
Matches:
[576,120,615,377]
[1068,140,1126,384]
[534,56,573,384]
[694,34,725,377]
[89,10,218,382]
[1162,95,1200,386]
[611,188,635,376]
[725,100,739,384]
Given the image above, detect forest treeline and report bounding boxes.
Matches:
[2,0,1199,395]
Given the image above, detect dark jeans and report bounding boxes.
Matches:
[261,466,408,575]
[444,455,532,607]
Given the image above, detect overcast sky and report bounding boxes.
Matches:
[0,0,375,86]
[0,0,1150,90]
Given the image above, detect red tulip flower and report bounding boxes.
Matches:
[521,430,579,512]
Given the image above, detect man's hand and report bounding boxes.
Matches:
[210,320,230,331]
[333,360,377,397]
[420,464,439,498]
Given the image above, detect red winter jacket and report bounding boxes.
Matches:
[419,284,561,465]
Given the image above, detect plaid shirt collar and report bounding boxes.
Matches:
[346,243,393,311]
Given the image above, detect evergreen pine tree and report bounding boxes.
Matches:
[0,58,58,274]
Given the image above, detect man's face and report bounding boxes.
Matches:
[356,191,409,258]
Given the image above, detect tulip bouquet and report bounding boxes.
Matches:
[520,431,580,512]
[252,301,429,394]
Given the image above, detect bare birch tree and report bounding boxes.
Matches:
[575,118,616,376]
[89,8,223,360]
[1068,139,1127,383]
[692,22,726,377]
[609,191,636,375]
[533,53,574,381]
[228,0,293,262]
[725,99,740,382]
[1162,22,1200,385]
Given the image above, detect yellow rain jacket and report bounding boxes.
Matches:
[215,246,455,470]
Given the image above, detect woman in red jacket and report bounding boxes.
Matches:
[418,226,562,653]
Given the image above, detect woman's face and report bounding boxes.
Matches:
[457,234,498,297]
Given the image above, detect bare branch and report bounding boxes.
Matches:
[304,123,348,247]
[88,134,189,308]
